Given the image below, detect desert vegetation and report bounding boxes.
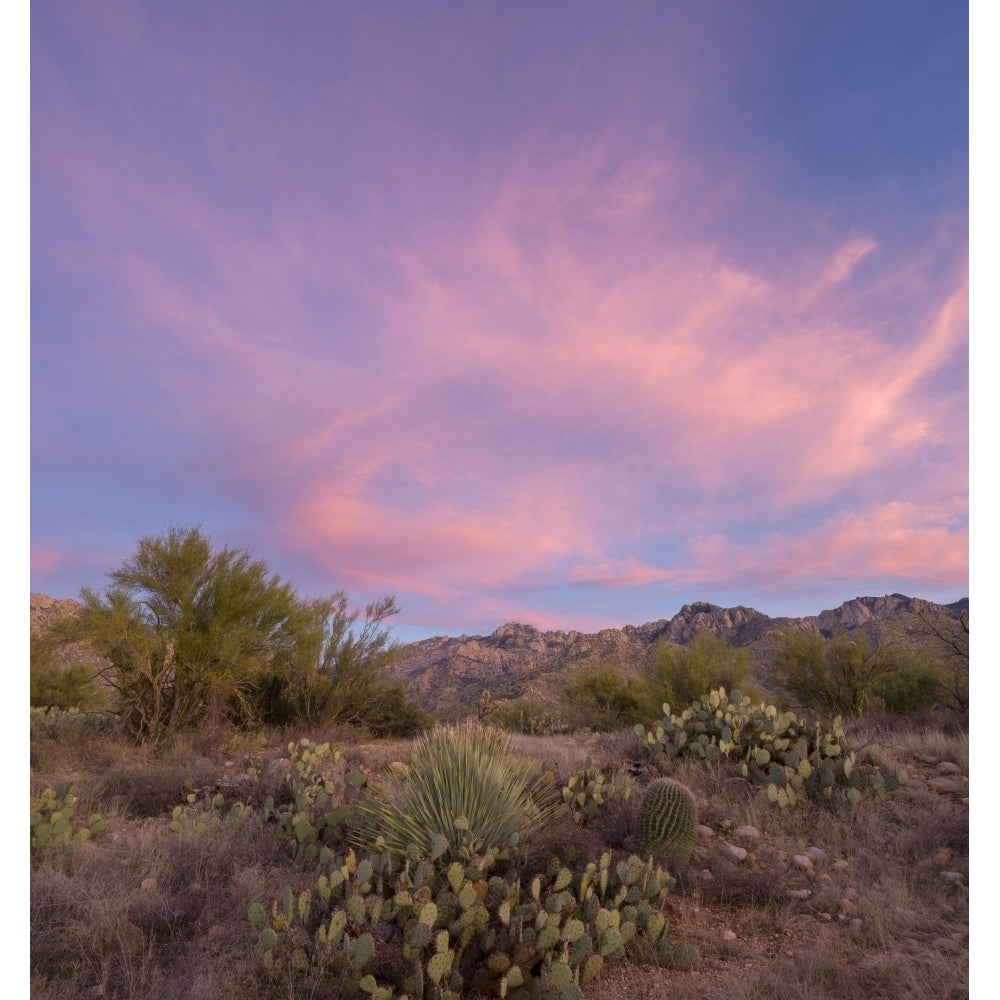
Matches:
[30,528,969,999]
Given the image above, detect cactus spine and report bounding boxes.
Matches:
[636,778,697,865]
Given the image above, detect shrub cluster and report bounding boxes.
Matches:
[40,526,430,743]
[636,688,908,808]
[221,724,701,998]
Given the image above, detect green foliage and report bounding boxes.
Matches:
[635,779,697,865]
[771,625,895,717]
[560,666,647,731]
[354,724,564,864]
[906,607,969,713]
[31,787,106,859]
[492,699,561,736]
[30,631,103,710]
[47,526,311,742]
[871,658,942,712]
[250,840,693,998]
[636,687,908,808]
[271,592,414,731]
[361,681,435,737]
[45,526,408,742]
[644,634,752,712]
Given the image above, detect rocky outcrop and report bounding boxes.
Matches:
[30,593,84,633]
[391,595,968,715]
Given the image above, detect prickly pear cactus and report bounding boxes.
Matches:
[636,778,697,865]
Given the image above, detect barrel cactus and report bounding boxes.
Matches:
[636,778,697,865]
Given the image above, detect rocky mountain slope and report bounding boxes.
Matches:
[391,595,968,715]
[31,592,968,718]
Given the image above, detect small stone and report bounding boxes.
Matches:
[928,778,966,794]
[939,904,956,918]
[787,889,811,901]
[817,873,833,886]
[734,825,759,839]
[833,859,849,872]
[207,924,229,942]
[941,871,964,884]
[697,824,714,838]
[850,918,863,931]
[936,762,961,775]
[818,912,832,922]
[722,929,737,941]
[792,854,814,871]
[140,877,157,893]
[840,899,856,915]
[932,849,954,868]
[805,847,828,864]
[724,845,748,862]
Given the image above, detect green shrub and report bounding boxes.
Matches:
[492,698,560,735]
[44,526,407,743]
[561,666,648,731]
[644,634,752,711]
[872,662,942,712]
[771,625,893,717]
[354,723,563,863]
[360,681,434,737]
[30,633,102,710]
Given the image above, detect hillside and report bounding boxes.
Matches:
[31,591,968,718]
[391,594,969,715]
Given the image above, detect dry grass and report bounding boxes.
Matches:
[29,714,970,999]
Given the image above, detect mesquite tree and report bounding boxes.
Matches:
[53,526,409,742]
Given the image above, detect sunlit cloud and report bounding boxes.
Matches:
[31,2,967,634]
[30,544,64,578]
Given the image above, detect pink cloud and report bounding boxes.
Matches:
[34,72,966,614]
[567,557,679,588]
[31,544,64,577]
[685,498,968,588]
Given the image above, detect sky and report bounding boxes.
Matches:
[29,0,970,643]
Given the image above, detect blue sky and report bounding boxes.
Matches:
[30,1,969,641]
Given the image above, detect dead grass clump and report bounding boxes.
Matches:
[31,793,292,1000]
[89,762,209,818]
[508,731,597,782]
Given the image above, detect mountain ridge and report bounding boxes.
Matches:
[391,594,968,714]
[31,592,969,717]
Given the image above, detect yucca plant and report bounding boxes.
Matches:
[354,722,563,863]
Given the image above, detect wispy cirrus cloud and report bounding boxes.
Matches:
[31,1,967,634]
